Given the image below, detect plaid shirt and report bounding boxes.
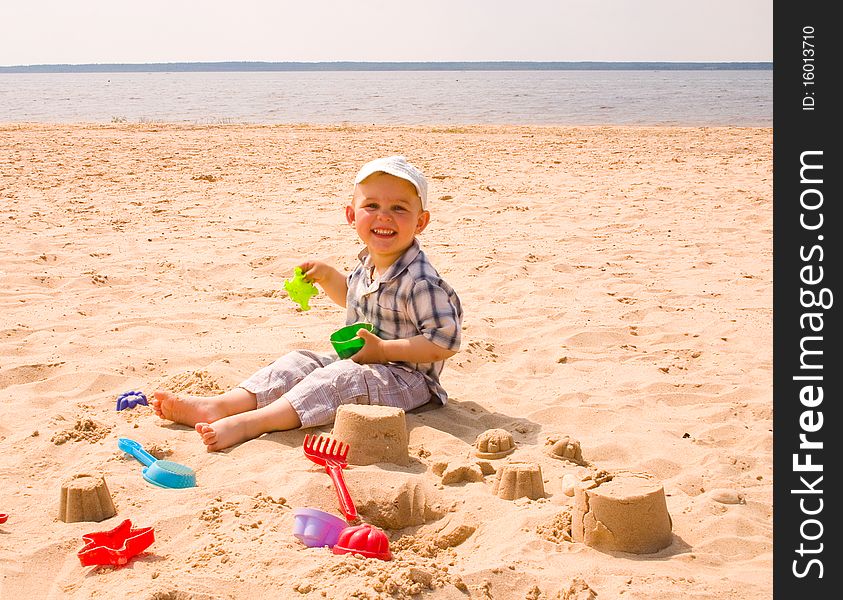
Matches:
[346,239,462,404]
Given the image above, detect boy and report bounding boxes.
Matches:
[151,156,462,451]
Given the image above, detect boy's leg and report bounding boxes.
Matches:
[152,350,335,427]
[196,397,302,452]
[192,358,431,452]
[282,360,433,429]
[151,388,256,427]
[240,350,336,408]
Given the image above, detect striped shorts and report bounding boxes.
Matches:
[238,350,434,428]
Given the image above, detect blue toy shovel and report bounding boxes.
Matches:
[118,438,196,489]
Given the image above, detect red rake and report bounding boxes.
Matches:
[302,434,358,523]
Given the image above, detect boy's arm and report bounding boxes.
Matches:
[298,260,348,308]
[352,330,457,365]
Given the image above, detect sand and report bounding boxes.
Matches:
[0,123,772,599]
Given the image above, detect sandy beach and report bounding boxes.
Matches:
[0,123,772,599]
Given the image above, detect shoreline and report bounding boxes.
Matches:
[0,121,773,130]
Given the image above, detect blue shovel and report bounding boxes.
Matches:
[118,438,196,489]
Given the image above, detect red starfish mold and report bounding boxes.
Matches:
[0,513,8,524]
[77,518,155,566]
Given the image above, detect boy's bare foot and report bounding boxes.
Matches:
[195,418,254,452]
[191,395,299,451]
[151,390,228,427]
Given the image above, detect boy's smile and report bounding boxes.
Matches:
[347,172,430,272]
[372,226,397,238]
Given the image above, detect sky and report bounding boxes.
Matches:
[0,0,772,66]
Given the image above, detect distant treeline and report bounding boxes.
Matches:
[0,61,772,73]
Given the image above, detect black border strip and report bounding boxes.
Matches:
[773,2,839,597]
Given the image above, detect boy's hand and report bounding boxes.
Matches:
[350,328,387,364]
[298,260,333,285]
[350,331,457,365]
[297,260,349,308]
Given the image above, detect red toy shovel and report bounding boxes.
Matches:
[303,434,358,523]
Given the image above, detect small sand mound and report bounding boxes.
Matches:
[560,577,598,600]
[440,461,485,485]
[144,442,173,460]
[431,514,478,549]
[291,546,468,599]
[161,370,225,395]
[535,508,573,544]
[50,417,111,445]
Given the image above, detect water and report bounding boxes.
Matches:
[0,70,771,126]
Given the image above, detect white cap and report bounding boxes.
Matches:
[354,155,428,210]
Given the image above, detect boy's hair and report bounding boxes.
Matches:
[354,156,428,210]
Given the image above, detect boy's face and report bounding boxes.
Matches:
[346,172,430,268]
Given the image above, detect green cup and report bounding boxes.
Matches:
[330,323,376,359]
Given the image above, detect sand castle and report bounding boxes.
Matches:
[473,428,516,459]
[59,473,117,523]
[491,462,546,500]
[546,435,586,465]
[331,405,409,466]
[571,471,673,554]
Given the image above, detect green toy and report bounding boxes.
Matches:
[284,267,319,311]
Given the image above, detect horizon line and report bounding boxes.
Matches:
[1,60,773,73]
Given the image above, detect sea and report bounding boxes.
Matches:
[0,68,771,126]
